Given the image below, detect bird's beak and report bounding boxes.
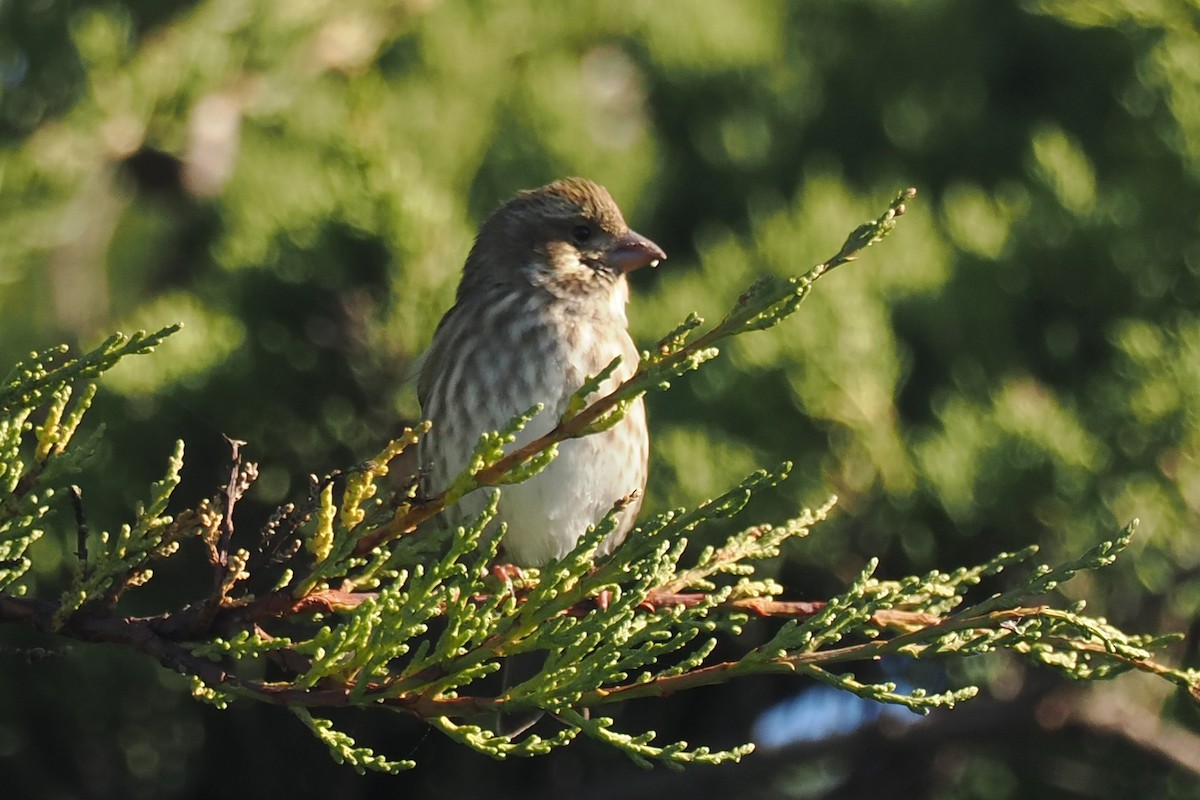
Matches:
[608,230,667,274]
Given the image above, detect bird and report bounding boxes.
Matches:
[417,177,664,567]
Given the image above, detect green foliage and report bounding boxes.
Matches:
[5,0,1200,794]
[0,329,177,596]
[0,194,1195,777]
[54,438,185,626]
[293,707,414,775]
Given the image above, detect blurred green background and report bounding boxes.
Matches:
[3,0,1200,797]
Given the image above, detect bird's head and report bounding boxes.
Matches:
[460,178,665,305]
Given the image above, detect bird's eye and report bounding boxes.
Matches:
[571,224,593,244]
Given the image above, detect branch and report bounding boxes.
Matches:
[8,190,1197,774]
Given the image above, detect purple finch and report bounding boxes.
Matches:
[418,178,664,566]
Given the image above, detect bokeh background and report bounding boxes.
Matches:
[3,0,1200,797]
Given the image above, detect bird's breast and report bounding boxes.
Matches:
[419,290,646,565]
